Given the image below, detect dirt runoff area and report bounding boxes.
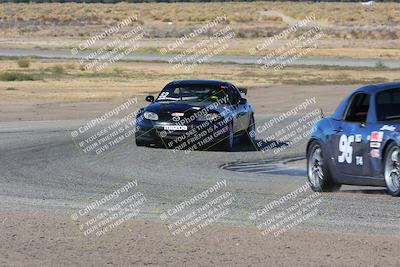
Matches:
[0,210,399,266]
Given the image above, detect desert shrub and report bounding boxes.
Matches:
[51,65,65,75]
[375,61,388,69]
[0,72,41,81]
[17,57,30,68]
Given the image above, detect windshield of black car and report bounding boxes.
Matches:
[376,88,400,121]
[156,84,229,102]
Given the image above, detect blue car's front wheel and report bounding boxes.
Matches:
[307,141,341,192]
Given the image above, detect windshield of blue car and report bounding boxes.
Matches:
[156,84,229,102]
[376,88,400,121]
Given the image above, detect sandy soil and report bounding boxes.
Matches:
[1,37,400,59]
[0,84,355,122]
[1,211,399,266]
[0,78,398,266]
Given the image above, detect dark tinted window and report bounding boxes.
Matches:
[229,85,241,104]
[376,88,400,121]
[156,84,229,102]
[344,93,370,123]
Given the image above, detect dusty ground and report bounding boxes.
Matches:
[1,211,399,266]
[1,54,399,266]
[1,57,398,121]
[1,80,400,266]
[1,2,400,59]
[0,82,355,122]
[2,37,400,59]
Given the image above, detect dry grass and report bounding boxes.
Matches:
[1,3,399,60]
[0,57,398,121]
[1,2,399,40]
[1,2,399,26]
[0,57,398,104]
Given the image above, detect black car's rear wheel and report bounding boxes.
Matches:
[240,114,256,145]
[221,121,234,152]
[384,143,400,197]
[307,141,341,192]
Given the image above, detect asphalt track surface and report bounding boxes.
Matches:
[1,48,400,68]
[1,115,400,236]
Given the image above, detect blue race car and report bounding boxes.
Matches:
[307,82,400,196]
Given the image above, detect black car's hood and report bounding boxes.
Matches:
[145,101,220,113]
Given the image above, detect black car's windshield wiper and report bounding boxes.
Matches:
[156,98,179,102]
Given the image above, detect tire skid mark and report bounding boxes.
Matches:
[220,156,306,176]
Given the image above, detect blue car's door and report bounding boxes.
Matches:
[328,92,372,177]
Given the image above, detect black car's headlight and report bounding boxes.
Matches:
[197,112,220,122]
[143,111,159,121]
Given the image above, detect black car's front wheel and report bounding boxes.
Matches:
[307,141,341,192]
[221,121,234,152]
[135,137,150,147]
[384,143,400,197]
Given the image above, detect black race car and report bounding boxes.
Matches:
[135,80,255,151]
[307,82,400,196]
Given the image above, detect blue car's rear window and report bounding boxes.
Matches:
[376,88,400,121]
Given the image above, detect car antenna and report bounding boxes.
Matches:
[319,108,324,118]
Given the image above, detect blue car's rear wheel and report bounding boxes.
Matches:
[384,143,400,197]
[307,141,341,192]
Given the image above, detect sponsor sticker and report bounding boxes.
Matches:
[380,125,396,131]
[370,142,381,148]
[356,156,363,166]
[370,131,384,142]
[370,149,380,158]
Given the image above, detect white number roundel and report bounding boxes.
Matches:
[338,134,354,164]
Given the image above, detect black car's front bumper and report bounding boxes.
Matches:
[135,118,229,149]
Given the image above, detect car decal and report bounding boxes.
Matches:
[370,149,380,158]
[370,131,384,142]
[338,134,354,164]
[370,142,381,148]
[380,125,396,131]
[355,156,364,166]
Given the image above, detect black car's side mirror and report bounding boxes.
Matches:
[238,87,247,96]
[238,98,247,105]
[145,95,155,102]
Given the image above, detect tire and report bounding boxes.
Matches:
[307,140,341,192]
[221,121,234,152]
[241,114,256,145]
[135,138,150,147]
[383,143,400,197]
